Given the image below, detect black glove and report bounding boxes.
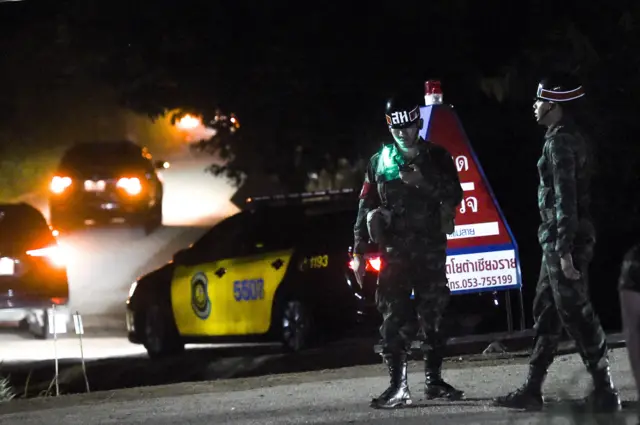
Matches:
[439,202,456,235]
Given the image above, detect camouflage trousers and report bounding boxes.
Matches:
[529,243,609,372]
[375,247,451,356]
[620,288,640,402]
[619,244,640,399]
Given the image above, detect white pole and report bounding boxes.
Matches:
[73,312,90,393]
[51,304,59,397]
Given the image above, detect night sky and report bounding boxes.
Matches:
[0,1,550,150]
[0,1,624,151]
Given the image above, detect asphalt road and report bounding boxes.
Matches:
[0,150,240,362]
[1,347,638,424]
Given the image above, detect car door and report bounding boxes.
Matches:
[218,209,300,335]
[170,212,256,336]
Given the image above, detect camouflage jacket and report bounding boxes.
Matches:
[353,139,463,255]
[537,121,594,256]
[619,244,640,292]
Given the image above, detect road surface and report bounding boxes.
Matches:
[0,347,638,424]
[0,150,240,362]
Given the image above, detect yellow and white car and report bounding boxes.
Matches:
[125,190,364,358]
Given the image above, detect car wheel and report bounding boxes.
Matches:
[143,203,163,235]
[29,310,50,340]
[142,302,184,359]
[281,299,313,352]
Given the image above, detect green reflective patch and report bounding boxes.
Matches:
[376,144,405,182]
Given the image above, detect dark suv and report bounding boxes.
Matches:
[49,141,166,233]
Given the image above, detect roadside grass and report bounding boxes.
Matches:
[0,146,65,202]
[0,375,15,403]
[1,366,75,402]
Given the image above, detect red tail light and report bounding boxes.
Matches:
[117,177,142,195]
[348,255,382,273]
[26,245,66,267]
[50,176,72,194]
[368,257,381,272]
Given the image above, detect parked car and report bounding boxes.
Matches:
[126,190,361,357]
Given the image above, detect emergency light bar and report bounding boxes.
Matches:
[425,80,443,105]
[244,188,357,208]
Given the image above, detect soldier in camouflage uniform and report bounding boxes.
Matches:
[352,92,464,409]
[494,75,620,412]
[619,244,640,421]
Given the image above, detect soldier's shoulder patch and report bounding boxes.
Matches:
[359,180,372,199]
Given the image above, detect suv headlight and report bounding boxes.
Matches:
[128,281,138,300]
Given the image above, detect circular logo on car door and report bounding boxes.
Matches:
[191,272,211,320]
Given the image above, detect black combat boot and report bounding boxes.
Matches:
[370,353,412,409]
[585,364,621,413]
[493,365,546,410]
[424,350,464,400]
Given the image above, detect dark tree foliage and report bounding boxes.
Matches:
[5,1,636,197]
[189,111,248,186]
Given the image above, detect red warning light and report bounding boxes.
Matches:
[425,80,443,105]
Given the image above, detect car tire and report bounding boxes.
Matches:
[29,310,50,340]
[280,299,314,352]
[143,202,163,235]
[142,301,184,359]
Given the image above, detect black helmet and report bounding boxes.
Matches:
[385,93,421,129]
[536,74,585,103]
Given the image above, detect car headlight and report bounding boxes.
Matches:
[128,281,138,300]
